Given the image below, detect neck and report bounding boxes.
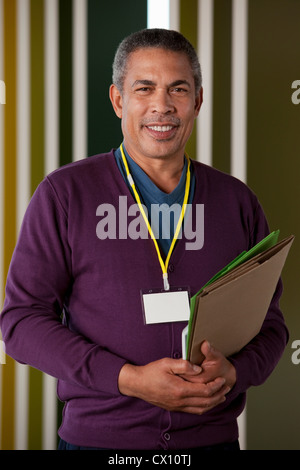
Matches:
[123,146,186,194]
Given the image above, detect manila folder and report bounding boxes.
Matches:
[188,235,294,365]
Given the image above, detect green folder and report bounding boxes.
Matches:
[186,230,280,356]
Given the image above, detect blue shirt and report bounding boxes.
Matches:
[114,145,195,256]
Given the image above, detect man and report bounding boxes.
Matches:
[0,29,288,451]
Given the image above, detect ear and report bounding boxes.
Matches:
[109,84,123,119]
[194,86,203,117]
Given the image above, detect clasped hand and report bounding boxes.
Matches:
[118,340,236,415]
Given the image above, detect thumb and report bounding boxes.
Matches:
[170,358,202,376]
[201,340,219,360]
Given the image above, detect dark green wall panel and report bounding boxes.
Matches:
[87,0,147,157]
[247,0,300,450]
[212,0,232,174]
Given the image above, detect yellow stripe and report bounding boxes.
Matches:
[1,0,17,450]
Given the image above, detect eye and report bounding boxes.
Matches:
[135,87,152,94]
[171,87,188,94]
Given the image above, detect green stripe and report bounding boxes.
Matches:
[59,0,73,167]
[212,0,232,174]
[1,0,17,451]
[87,0,147,157]
[180,0,198,160]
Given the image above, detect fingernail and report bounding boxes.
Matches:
[192,364,202,373]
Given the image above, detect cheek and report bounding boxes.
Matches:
[121,112,142,144]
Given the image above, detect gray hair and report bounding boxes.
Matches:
[112,28,202,95]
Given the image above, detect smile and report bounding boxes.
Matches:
[147,125,174,132]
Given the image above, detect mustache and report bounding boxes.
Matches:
[141,116,181,126]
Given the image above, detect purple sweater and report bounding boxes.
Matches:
[1,151,288,449]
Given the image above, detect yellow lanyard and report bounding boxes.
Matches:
[120,143,191,291]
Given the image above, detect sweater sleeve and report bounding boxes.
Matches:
[0,178,127,395]
[228,200,289,396]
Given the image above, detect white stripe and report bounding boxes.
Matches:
[15,0,31,450]
[197,0,214,165]
[45,0,59,174]
[231,0,248,183]
[73,0,87,161]
[42,374,58,450]
[43,0,59,450]
[169,0,180,31]
[231,0,249,450]
[147,0,170,29]
[0,80,4,104]
[14,365,29,449]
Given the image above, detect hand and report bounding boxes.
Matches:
[118,356,231,415]
[187,340,236,392]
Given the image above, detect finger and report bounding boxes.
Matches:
[169,358,202,376]
[180,396,226,415]
[181,376,226,400]
[178,382,230,415]
[202,376,226,396]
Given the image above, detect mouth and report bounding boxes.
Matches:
[144,124,178,140]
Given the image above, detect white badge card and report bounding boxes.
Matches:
[141,288,190,325]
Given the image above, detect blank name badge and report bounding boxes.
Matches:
[141,288,190,325]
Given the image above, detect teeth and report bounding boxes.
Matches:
[148,125,173,132]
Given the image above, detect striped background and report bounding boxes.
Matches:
[1,0,300,450]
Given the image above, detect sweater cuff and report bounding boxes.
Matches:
[89,349,128,396]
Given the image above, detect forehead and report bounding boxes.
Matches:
[124,48,194,85]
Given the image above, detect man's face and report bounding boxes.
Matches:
[110,48,202,163]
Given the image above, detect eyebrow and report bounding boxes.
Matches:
[131,79,192,89]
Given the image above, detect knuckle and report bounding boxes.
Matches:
[174,383,185,399]
[202,385,213,398]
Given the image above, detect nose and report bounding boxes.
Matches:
[151,89,175,114]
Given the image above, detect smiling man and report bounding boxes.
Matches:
[0,29,288,451]
[110,47,202,192]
